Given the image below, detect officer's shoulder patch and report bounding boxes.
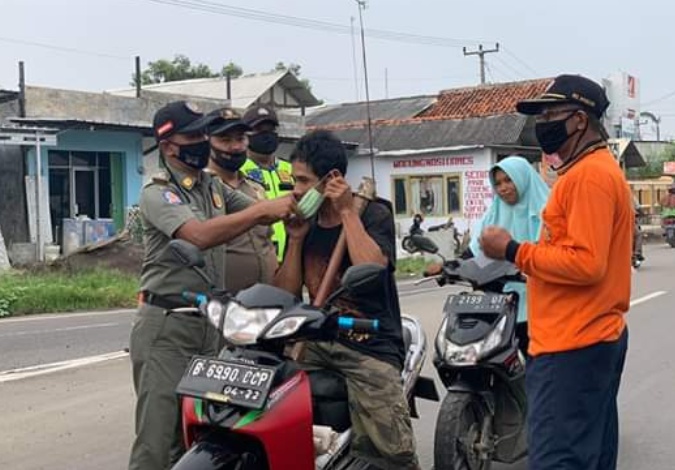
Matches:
[162,190,183,205]
[150,171,170,185]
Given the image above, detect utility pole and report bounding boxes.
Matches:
[640,111,661,141]
[463,43,500,85]
[354,0,376,184]
[350,16,360,101]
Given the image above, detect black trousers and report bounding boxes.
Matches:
[526,329,628,470]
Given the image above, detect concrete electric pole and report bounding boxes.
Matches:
[463,43,500,85]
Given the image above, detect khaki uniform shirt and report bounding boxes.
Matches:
[221,173,278,293]
[139,164,226,297]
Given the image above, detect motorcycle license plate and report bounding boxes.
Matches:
[176,356,277,410]
[446,293,509,313]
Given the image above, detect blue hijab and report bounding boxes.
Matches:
[470,156,550,323]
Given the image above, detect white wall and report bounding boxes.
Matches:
[347,148,495,238]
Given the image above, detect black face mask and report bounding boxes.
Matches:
[171,140,211,170]
[534,113,580,155]
[211,150,248,172]
[248,131,279,155]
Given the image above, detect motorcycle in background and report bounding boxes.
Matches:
[408,235,528,470]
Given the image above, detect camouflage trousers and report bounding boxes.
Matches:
[302,341,419,470]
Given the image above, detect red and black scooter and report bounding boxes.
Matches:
[167,240,438,470]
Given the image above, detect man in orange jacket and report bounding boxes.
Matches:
[480,75,631,470]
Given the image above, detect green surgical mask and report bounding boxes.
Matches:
[297,187,325,219]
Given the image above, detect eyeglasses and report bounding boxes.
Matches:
[536,107,583,123]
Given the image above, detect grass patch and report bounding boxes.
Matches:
[0,267,138,317]
[396,256,429,279]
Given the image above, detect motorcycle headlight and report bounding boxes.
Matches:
[436,316,508,366]
[222,302,282,345]
[205,300,226,330]
[264,316,306,340]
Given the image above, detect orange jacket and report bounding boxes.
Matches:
[515,147,632,356]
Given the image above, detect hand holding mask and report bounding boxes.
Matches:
[296,170,342,219]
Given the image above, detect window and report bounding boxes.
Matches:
[446,175,461,213]
[393,177,407,215]
[391,173,463,217]
[48,150,114,225]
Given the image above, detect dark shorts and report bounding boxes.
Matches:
[526,329,628,470]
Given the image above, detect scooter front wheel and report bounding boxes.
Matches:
[434,393,492,470]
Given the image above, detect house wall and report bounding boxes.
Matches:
[0,99,30,245]
[347,148,495,237]
[26,129,144,208]
[258,84,301,108]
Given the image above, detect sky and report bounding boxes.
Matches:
[1,0,674,139]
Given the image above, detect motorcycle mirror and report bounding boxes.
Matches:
[167,239,215,289]
[409,235,439,255]
[341,263,386,296]
[169,239,206,268]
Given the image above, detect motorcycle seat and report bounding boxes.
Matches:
[308,369,352,432]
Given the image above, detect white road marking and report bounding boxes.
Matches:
[0,351,129,383]
[630,291,667,308]
[0,322,124,338]
[0,309,134,324]
[0,291,667,383]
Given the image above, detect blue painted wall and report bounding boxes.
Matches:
[26,129,144,208]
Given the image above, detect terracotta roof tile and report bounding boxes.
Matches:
[306,79,554,133]
[419,78,553,119]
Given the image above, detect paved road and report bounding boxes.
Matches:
[1,244,674,469]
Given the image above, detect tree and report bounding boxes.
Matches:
[273,61,302,76]
[627,144,675,179]
[131,56,321,104]
[221,61,243,79]
[272,61,318,101]
[132,54,226,86]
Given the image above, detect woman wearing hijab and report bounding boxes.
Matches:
[427,155,550,355]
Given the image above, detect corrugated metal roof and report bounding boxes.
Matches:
[324,114,529,152]
[109,71,321,109]
[306,95,436,127]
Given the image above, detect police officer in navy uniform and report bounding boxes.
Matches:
[128,101,296,470]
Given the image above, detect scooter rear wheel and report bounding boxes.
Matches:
[434,393,492,470]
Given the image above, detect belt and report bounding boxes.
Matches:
[139,291,192,311]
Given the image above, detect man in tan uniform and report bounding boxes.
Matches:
[206,107,278,293]
[129,101,296,470]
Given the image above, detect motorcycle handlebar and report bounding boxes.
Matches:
[182,291,208,307]
[337,316,379,334]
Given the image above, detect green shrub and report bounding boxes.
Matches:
[0,268,138,317]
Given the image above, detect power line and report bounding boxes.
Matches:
[493,54,525,80]
[485,61,516,83]
[643,90,675,107]
[502,47,538,76]
[484,63,496,84]
[141,0,488,48]
[0,36,129,61]
[307,74,476,82]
